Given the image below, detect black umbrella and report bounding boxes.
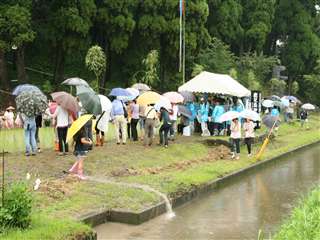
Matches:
[262,115,280,128]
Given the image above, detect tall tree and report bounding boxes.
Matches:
[0,0,35,86]
[240,0,276,54]
[33,0,96,86]
[95,0,137,89]
[271,0,320,93]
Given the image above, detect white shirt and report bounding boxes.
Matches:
[51,106,69,127]
[169,105,178,121]
[230,121,241,139]
[243,121,255,138]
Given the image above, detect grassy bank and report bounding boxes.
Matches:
[273,186,320,240]
[1,114,319,239]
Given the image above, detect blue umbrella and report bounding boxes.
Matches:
[12,84,41,96]
[109,88,132,97]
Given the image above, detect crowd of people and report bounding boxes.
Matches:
[0,92,311,179]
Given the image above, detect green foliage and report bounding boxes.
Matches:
[303,59,320,106]
[196,37,235,74]
[268,78,286,96]
[237,53,278,87]
[0,3,35,50]
[0,183,33,231]
[140,50,160,87]
[85,45,106,89]
[274,187,320,240]
[191,64,204,77]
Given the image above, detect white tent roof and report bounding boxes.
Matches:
[178,71,251,97]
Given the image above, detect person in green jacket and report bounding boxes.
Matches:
[159,107,172,148]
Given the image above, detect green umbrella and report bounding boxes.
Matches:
[16,91,48,117]
[78,91,102,116]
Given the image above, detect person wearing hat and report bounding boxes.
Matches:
[4,106,15,129]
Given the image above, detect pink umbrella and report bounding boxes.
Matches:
[51,91,80,115]
[163,92,184,104]
[218,111,240,123]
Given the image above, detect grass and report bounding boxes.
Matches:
[273,186,320,240]
[1,214,93,240]
[1,113,319,239]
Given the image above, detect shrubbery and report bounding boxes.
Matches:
[0,183,33,231]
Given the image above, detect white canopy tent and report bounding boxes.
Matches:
[178,71,251,97]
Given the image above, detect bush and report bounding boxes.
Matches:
[0,183,33,231]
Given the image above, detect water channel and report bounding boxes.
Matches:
[95,144,320,240]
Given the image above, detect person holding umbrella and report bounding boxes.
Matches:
[299,108,308,128]
[158,107,172,148]
[49,105,71,155]
[243,118,255,157]
[67,115,93,180]
[111,98,127,145]
[20,114,37,156]
[230,118,241,160]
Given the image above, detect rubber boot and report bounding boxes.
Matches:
[96,135,101,146]
[100,135,105,146]
[54,141,60,152]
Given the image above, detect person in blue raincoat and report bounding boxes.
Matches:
[187,101,197,133]
[198,97,210,136]
[212,101,225,135]
[271,106,280,117]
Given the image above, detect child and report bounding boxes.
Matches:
[243,118,255,157]
[299,109,308,128]
[69,127,92,180]
[230,118,241,160]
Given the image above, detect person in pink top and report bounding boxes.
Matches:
[230,118,241,160]
[4,107,15,129]
[243,118,255,157]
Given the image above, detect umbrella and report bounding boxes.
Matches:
[262,99,274,108]
[178,105,192,118]
[137,91,161,106]
[269,95,281,102]
[179,91,194,102]
[66,114,93,142]
[163,91,184,104]
[116,88,139,102]
[283,95,301,103]
[77,91,102,116]
[98,95,112,112]
[154,96,172,112]
[262,115,280,128]
[76,85,94,95]
[126,88,140,98]
[16,91,48,117]
[281,97,290,107]
[131,83,151,92]
[218,111,240,123]
[109,88,131,97]
[12,84,41,96]
[51,91,80,114]
[301,103,315,110]
[273,101,285,109]
[62,77,89,87]
[239,109,261,121]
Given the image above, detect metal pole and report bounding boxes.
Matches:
[182,3,186,84]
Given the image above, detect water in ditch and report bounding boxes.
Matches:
[95,144,320,240]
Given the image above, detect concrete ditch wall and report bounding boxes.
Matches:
[79,139,320,228]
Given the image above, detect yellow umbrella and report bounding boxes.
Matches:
[66,114,93,142]
[137,91,161,106]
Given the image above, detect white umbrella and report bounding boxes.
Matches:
[154,96,172,112]
[262,99,274,108]
[281,97,290,107]
[62,77,89,87]
[240,109,261,121]
[218,111,240,123]
[126,88,140,98]
[98,95,112,111]
[301,103,315,110]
